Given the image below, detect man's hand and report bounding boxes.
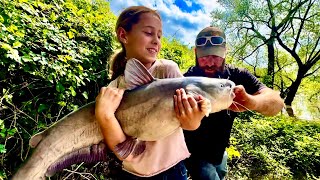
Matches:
[229,85,284,116]
[228,85,256,112]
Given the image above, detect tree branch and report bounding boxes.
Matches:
[293,0,313,50]
[276,0,309,30]
[276,30,303,67]
[304,65,320,77]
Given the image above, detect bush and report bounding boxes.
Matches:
[228,115,320,179]
[0,0,116,178]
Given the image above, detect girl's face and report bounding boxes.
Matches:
[120,13,162,69]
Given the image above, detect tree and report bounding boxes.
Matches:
[211,0,320,108]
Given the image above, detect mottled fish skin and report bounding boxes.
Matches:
[12,102,102,180]
[116,77,235,141]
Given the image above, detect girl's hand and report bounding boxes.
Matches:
[95,87,125,121]
[174,88,206,130]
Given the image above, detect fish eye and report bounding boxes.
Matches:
[220,84,224,88]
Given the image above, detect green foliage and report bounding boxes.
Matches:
[0,0,116,178]
[228,114,320,179]
[159,37,195,73]
[213,0,320,107]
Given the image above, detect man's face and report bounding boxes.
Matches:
[197,55,225,77]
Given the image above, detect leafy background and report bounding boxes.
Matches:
[0,0,319,179]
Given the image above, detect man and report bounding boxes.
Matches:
[182,26,284,180]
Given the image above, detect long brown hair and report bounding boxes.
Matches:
[109,6,161,80]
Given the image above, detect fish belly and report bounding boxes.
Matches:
[116,96,180,141]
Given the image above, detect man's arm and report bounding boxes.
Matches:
[229,85,285,116]
[252,87,285,116]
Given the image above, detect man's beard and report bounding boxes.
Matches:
[201,64,225,77]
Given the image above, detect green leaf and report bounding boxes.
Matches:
[69,86,76,96]
[13,41,22,48]
[67,31,74,39]
[0,132,5,138]
[0,119,4,129]
[7,24,18,33]
[1,43,12,51]
[82,91,88,99]
[7,49,21,63]
[50,12,57,21]
[0,144,6,154]
[22,56,32,62]
[58,101,66,107]
[37,104,48,113]
[7,128,16,136]
[0,15,4,23]
[56,82,65,92]
[77,64,83,71]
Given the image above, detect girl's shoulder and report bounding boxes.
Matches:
[155,59,181,72]
[107,75,126,89]
[152,59,182,78]
[156,59,179,67]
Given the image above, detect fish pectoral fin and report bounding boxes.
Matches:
[185,84,202,100]
[114,137,137,159]
[132,141,146,157]
[124,58,155,90]
[199,98,212,117]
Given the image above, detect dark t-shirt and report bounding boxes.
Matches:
[183,64,265,165]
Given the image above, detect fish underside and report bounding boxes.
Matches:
[12,59,235,180]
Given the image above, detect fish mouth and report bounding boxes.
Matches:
[230,91,235,99]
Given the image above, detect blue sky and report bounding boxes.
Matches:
[109,0,222,47]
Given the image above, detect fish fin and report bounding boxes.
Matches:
[124,58,155,90]
[199,98,212,117]
[114,137,136,159]
[132,141,146,157]
[185,84,202,98]
[185,84,212,116]
[46,142,108,177]
[29,132,45,148]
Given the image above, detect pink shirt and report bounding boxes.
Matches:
[108,59,190,177]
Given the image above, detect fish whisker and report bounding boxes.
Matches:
[232,101,253,113]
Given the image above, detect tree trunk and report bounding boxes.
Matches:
[267,40,275,88]
[284,69,305,106]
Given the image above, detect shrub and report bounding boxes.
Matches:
[0,0,116,178]
[228,115,320,179]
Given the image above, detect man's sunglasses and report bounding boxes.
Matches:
[196,36,225,46]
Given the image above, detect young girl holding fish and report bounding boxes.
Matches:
[95,6,206,179]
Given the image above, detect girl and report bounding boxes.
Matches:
[95,6,206,179]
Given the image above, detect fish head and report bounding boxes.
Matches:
[186,77,235,113]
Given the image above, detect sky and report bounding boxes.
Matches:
[109,0,223,47]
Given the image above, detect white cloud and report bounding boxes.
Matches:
[185,0,192,7]
[109,0,222,46]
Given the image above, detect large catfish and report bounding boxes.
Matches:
[12,59,235,180]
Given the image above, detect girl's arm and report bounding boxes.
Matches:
[95,87,134,161]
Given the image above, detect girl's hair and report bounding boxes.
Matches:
[109,6,161,80]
